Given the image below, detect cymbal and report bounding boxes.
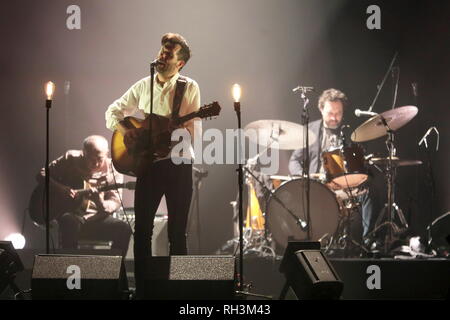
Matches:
[351,106,418,142]
[370,157,423,167]
[244,119,317,150]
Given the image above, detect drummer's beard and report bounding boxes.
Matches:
[324,119,341,129]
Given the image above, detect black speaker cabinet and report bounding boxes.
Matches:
[281,249,343,300]
[32,254,128,300]
[143,255,236,300]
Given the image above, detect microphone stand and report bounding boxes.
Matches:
[368,51,398,112]
[419,128,439,252]
[299,89,311,240]
[148,63,156,162]
[391,67,400,110]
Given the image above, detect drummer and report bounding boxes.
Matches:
[288,88,374,241]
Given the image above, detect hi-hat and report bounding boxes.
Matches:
[351,106,418,142]
[244,120,317,150]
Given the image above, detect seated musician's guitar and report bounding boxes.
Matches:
[28,181,136,225]
[111,101,221,176]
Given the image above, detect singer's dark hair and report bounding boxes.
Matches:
[318,88,348,111]
[161,33,191,68]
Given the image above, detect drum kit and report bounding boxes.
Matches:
[225,105,421,258]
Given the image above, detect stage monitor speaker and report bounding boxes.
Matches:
[143,255,236,300]
[32,254,128,300]
[279,241,343,300]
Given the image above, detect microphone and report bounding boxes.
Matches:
[354,109,378,118]
[292,86,315,93]
[150,59,164,67]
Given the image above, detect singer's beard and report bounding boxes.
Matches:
[156,63,177,75]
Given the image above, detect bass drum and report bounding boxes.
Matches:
[266,178,340,253]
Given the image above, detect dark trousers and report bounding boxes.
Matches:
[133,159,193,296]
[59,213,132,256]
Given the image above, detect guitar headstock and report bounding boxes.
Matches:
[197,101,221,120]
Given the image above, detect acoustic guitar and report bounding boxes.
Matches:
[28,181,136,225]
[111,101,221,176]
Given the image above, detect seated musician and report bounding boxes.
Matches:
[36,135,132,256]
[288,89,375,245]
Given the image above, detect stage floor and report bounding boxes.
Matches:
[1,249,449,300]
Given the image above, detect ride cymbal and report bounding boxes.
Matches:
[351,106,418,142]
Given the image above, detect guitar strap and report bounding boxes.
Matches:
[172,75,187,120]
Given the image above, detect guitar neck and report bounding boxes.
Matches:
[174,112,198,126]
[74,183,123,196]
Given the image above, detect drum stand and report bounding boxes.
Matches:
[241,163,277,258]
[373,123,409,254]
[326,187,367,258]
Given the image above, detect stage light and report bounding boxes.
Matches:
[45,81,55,100]
[4,233,26,249]
[232,84,241,103]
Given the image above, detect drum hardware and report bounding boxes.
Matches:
[241,116,318,248]
[223,118,317,259]
[352,107,418,255]
[241,164,286,259]
[219,136,279,259]
[369,157,422,167]
[337,191,365,257]
[321,182,369,258]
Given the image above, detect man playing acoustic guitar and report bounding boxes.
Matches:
[105,33,201,297]
[35,135,132,256]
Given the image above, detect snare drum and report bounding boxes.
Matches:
[322,144,368,189]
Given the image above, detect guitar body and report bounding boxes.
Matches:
[28,181,136,225]
[111,102,221,177]
[28,184,83,225]
[111,114,172,177]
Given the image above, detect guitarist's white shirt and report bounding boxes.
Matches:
[105,73,201,162]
